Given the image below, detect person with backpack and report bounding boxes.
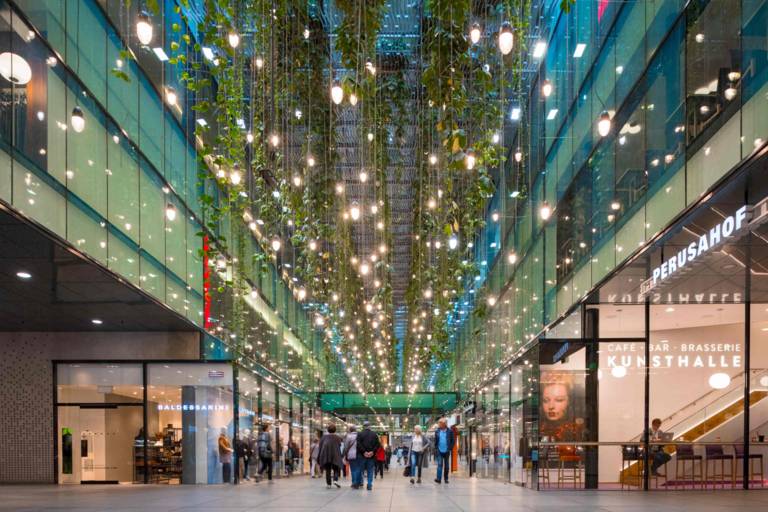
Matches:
[255,423,273,482]
[342,424,361,488]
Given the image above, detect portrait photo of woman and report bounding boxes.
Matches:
[539,371,585,442]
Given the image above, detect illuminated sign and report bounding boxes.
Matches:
[605,341,741,370]
[158,403,230,411]
[642,206,748,295]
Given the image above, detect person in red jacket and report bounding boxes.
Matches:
[375,441,386,479]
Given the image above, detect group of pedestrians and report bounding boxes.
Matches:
[309,417,456,491]
[314,421,383,490]
[217,424,278,483]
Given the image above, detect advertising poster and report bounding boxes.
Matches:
[539,370,586,442]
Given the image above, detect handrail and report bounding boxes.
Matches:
[629,368,768,442]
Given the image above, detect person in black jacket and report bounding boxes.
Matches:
[317,423,343,489]
[433,418,455,484]
[356,421,381,490]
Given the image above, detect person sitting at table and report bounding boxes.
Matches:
[648,418,671,476]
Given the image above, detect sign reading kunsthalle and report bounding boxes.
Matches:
[640,205,750,296]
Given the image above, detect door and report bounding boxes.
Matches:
[58,405,143,484]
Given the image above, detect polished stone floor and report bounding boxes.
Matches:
[4,469,768,512]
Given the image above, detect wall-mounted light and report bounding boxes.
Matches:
[539,201,552,221]
[0,52,32,85]
[597,110,612,137]
[541,79,553,98]
[70,106,85,133]
[165,203,177,221]
[136,11,153,46]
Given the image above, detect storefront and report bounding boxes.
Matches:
[54,361,309,484]
[462,151,768,491]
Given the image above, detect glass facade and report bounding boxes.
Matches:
[55,361,313,484]
[459,144,768,490]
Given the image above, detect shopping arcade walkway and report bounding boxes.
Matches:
[4,469,768,512]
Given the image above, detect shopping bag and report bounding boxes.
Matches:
[403,465,411,477]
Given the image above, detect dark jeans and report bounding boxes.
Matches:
[258,456,273,480]
[222,462,231,483]
[436,451,450,482]
[651,450,671,474]
[361,457,376,487]
[375,460,384,478]
[324,463,340,486]
[410,451,423,478]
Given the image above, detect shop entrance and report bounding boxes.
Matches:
[57,404,143,484]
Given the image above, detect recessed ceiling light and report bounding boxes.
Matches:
[91,319,103,325]
[16,271,32,279]
[665,307,675,313]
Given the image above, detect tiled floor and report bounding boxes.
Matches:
[3,468,768,512]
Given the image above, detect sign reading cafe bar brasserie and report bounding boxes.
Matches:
[640,205,749,295]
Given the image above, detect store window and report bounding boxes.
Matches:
[147,363,234,484]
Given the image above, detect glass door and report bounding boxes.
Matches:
[58,404,143,484]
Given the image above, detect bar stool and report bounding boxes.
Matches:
[704,445,733,489]
[539,446,558,488]
[734,445,765,488]
[675,444,703,489]
[620,445,643,489]
[557,445,583,488]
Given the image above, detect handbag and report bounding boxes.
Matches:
[403,464,411,477]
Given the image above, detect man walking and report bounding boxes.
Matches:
[433,418,455,485]
[356,421,381,490]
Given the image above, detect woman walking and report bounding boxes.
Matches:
[317,423,343,489]
[409,425,430,485]
[310,432,321,478]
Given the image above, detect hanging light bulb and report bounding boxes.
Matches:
[70,106,85,133]
[349,93,358,106]
[308,240,317,251]
[255,57,264,69]
[724,82,738,101]
[246,131,254,143]
[469,22,482,44]
[297,287,307,301]
[507,251,518,265]
[165,203,177,221]
[331,84,343,105]
[307,155,315,167]
[487,295,497,307]
[269,133,279,147]
[514,149,523,162]
[359,262,370,275]
[465,150,476,170]
[271,237,282,252]
[359,170,368,183]
[349,202,361,221]
[335,182,344,195]
[539,201,552,221]
[229,166,242,185]
[228,32,240,49]
[135,11,153,46]
[498,22,514,55]
[423,288,433,299]
[367,132,374,142]
[292,175,302,187]
[429,154,438,165]
[427,197,437,210]
[448,236,458,250]
[597,110,612,137]
[491,211,500,222]
[541,79,553,98]
[165,87,178,106]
